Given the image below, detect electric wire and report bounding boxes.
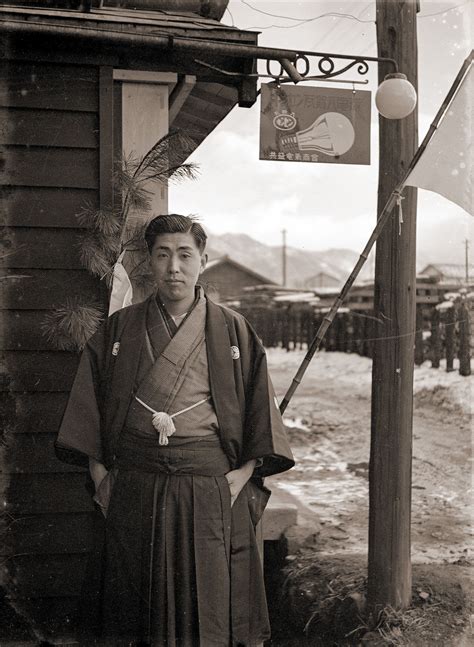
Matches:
[355,0,469,59]
[240,0,374,23]
[239,0,374,30]
[310,2,373,52]
[333,3,375,56]
[224,5,235,27]
[418,1,471,19]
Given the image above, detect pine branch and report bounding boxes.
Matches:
[41,300,104,352]
[132,131,199,187]
[116,130,200,236]
[125,184,153,214]
[76,205,123,236]
[132,268,155,290]
[139,162,200,185]
[121,221,149,250]
[79,232,119,280]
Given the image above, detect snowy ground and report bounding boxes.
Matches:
[265,349,472,564]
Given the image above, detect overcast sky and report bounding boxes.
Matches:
[169,0,472,265]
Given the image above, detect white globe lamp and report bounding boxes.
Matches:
[375,73,417,119]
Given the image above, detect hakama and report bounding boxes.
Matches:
[99,432,269,647]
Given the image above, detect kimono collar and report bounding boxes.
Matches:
[155,286,203,337]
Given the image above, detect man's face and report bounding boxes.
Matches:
[150,232,207,307]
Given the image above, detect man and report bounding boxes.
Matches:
[56,214,294,647]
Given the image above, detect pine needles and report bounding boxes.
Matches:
[117,130,199,229]
[41,301,104,352]
[42,129,199,351]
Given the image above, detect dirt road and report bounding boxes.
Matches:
[266,349,472,564]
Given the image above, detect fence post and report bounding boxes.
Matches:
[361,316,369,357]
[289,307,296,351]
[315,313,325,351]
[326,313,336,352]
[333,314,341,351]
[414,306,424,366]
[445,306,455,372]
[366,316,374,358]
[277,308,284,348]
[431,308,441,369]
[458,302,471,376]
[339,313,348,352]
[282,307,289,352]
[353,313,362,355]
[304,307,312,349]
[346,313,354,353]
[297,309,304,350]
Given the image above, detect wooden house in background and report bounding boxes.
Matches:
[304,271,341,289]
[202,255,275,302]
[0,1,259,640]
[419,263,474,286]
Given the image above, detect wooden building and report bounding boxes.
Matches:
[304,271,341,289]
[0,1,259,640]
[419,263,474,286]
[202,254,275,302]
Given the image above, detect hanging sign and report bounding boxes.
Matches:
[260,84,371,165]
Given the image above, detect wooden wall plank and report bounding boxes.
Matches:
[3,433,83,474]
[6,553,88,598]
[2,310,80,351]
[0,268,100,309]
[1,351,79,392]
[99,66,114,211]
[2,146,98,189]
[0,186,98,228]
[3,513,95,555]
[0,107,99,149]
[1,227,84,270]
[1,62,98,112]
[0,56,104,637]
[5,392,69,434]
[3,473,93,514]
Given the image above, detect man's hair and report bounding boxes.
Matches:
[144,214,207,254]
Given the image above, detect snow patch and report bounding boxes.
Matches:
[268,349,472,416]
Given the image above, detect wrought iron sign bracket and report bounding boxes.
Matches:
[195,46,397,87]
[274,52,398,84]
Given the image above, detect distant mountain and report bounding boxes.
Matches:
[206,232,374,287]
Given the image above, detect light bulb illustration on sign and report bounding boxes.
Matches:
[260,84,371,165]
[280,112,356,156]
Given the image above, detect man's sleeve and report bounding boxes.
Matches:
[55,326,106,467]
[240,327,294,477]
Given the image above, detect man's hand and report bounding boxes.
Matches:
[89,457,108,491]
[225,459,257,507]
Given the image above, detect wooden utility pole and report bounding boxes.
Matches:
[281,228,287,286]
[368,0,418,612]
